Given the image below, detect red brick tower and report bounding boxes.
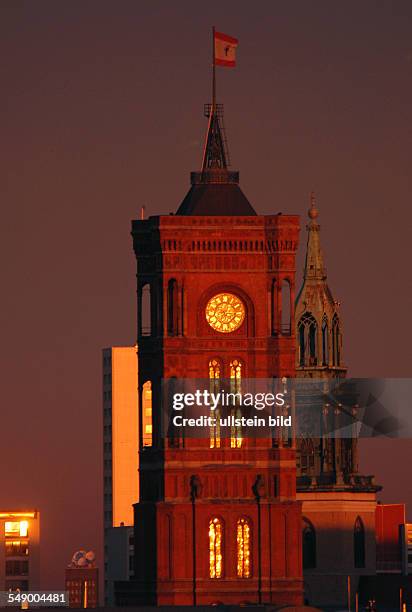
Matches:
[130,103,303,606]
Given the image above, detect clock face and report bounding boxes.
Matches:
[205,292,245,333]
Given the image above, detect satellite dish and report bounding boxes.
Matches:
[71,550,87,566]
[85,551,96,563]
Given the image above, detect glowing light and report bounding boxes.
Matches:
[19,521,29,537]
[5,520,29,537]
[230,360,243,448]
[0,512,35,518]
[209,360,221,449]
[209,518,223,578]
[237,518,251,578]
[206,293,245,333]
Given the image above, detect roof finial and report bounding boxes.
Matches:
[308,191,319,220]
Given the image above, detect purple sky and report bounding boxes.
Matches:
[0,0,411,590]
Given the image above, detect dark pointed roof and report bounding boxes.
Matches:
[175,103,257,216]
[176,182,256,216]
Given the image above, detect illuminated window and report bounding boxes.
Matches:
[230,408,243,448]
[237,518,251,577]
[230,359,242,384]
[209,360,221,449]
[230,360,243,448]
[209,359,221,380]
[5,521,28,538]
[142,381,152,446]
[209,518,223,578]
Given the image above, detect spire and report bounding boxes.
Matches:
[303,192,327,281]
[201,105,228,171]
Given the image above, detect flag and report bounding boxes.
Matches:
[214,31,238,67]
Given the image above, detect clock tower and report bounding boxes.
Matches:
[128,103,303,606]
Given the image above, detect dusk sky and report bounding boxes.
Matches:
[1,1,411,590]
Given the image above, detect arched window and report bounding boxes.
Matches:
[209,360,221,449]
[141,284,151,336]
[167,279,178,336]
[354,516,365,568]
[299,438,315,472]
[322,316,329,366]
[209,518,223,578]
[142,381,152,447]
[230,359,242,387]
[209,358,221,380]
[237,518,252,578]
[281,280,291,335]
[332,314,341,366]
[302,518,316,569]
[230,360,243,448]
[298,312,318,367]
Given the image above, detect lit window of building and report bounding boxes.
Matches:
[209,359,221,448]
[230,359,243,448]
[209,517,223,578]
[237,517,251,578]
[0,511,40,591]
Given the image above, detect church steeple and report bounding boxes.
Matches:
[303,193,327,282]
[295,193,346,376]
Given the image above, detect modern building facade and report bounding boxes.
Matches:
[0,511,40,592]
[102,346,139,603]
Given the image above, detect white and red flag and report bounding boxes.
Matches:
[214,31,238,67]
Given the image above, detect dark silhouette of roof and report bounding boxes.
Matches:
[176,182,257,216]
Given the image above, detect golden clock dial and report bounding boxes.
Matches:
[205,292,245,333]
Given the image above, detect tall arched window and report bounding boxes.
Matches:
[237,518,252,578]
[209,358,221,381]
[322,316,329,366]
[230,359,243,448]
[209,359,221,449]
[281,280,291,335]
[298,312,318,367]
[302,518,316,569]
[142,381,152,447]
[354,516,365,568]
[209,518,223,578]
[167,279,178,336]
[332,314,341,366]
[230,359,242,385]
[299,438,315,472]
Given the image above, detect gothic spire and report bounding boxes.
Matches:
[303,192,327,282]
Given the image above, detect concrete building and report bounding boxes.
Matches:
[0,510,40,591]
[102,346,139,604]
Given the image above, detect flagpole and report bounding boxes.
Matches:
[212,25,216,110]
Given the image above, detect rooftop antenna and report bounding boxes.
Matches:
[140,205,146,220]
